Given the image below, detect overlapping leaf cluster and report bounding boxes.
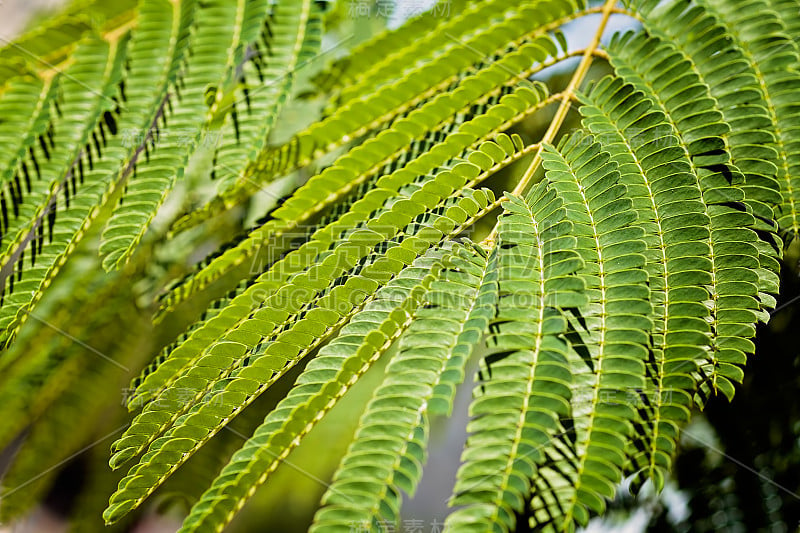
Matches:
[0,0,798,531]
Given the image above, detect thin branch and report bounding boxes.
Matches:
[512,0,618,196]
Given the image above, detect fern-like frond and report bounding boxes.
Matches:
[105,182,497,521]
[0,35,129,346]
[3,1,800,531]
[514,133,652,530]
[0,17,93,72]
[98,0,255,270]
[108,249,444,528]
[695,0,800,242]
[767,0,800,49]
[204,0,325,196]
[577,76,706,491]
[311,0,470,94]
[171,0,583,230]
[1,0,139,66]
[152,107,469,322]
[605,29,767,405]
[631,0,780,226]
[131,118,525,418]
[310,242,498,531]
[0,74,60,225]
[168,0,331,232]
[158,78,548,316]
[539,134,643,523]
[446,183,586,532]
[630,0,783,322]
[328,0,518,109]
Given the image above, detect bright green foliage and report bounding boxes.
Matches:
[158,79,548,317]
[311,0,470,94]
[95,0,198,270]
[310,243,498,531]
[527,134,652,530]
[0,0,137,79]
[172,0,582,231]
[446,184,586,532]
[98,0,257,269]
[173,251,442,532]
[107,180,497,522]
[699,0,800,243]
[604,28,772,406]
[1,0,800,532]
[0,36,129,346]
[189,0,325,212]
[0,75,59,190]
[576,75,712,491]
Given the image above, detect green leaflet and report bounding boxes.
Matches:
[2,1,800,531]
[446,183,586,532]
[108,249,444,529]
[312,0,472,93]
[172,0,580,230]
[130,279,252,408]
[331,0,519,108]
[696,0,800,242]
[310,242,498,531]
[0,0,138,87]
[629,0,782,319]
[606,31,766,405]
[525,134,652,529]
[0,73,60,233]
[152,385,277,515]
[140,110,475,392]
[159,49,552,314]
[168,0,326,231]
[0,0,192,344]
[206,0,324,195]
[0,36,124,265]
[130,116,526,417]
[0,0,199,342]
[138,119,518,406]
[577,77,709,491]
[134,162,498,409]
[98,0,254,270]
[0,35,129,347]
[767,0,800,50]
[629,0,781,224]
[151,107,473,323]
[105,184,498,521]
